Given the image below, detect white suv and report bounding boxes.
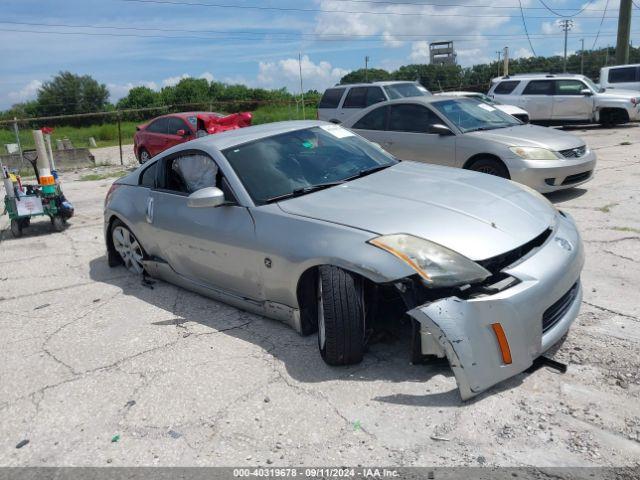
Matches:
[488,73,640,126]
[318,81,430,124]
[600,64,640,91]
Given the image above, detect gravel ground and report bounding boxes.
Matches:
[1,125,639,467]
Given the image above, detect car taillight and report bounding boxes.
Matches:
[105,183,121,207]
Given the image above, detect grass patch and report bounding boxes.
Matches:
[611,226,640,234]
[597,202,619,213]
[80,170,129,181]
[0,105,319,151]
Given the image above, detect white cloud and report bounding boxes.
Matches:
[256,55,350,92]
[107,81,159,101]
[409,41,430,63]
[199,72,215,82]
[7,80,42,103]
[513,47,534,59]
[162,73,190,87]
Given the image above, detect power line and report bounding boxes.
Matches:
[518,0,537,56]
[536,0,595,17]
[592,0,611,48]
[0,26,626,44]
[120,0,622,19]
[0,20,625,41]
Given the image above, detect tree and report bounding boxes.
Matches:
[36,71,109,118]
[340,68,391,84]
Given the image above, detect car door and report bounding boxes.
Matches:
[381,103,456,167]
[519,80,554,121]
[144,118,169,157]
[349,104,389,146]
[165,116,194,150]
[339,86,367,122]
[552,79,594,120]
[148,150,261,299]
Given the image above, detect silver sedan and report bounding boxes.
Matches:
[342,96,596,193]
[104,120,584,400]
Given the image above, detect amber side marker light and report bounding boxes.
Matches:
[491,323,513,365]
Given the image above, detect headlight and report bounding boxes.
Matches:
[509,146,561,160]
[368,234,491,287]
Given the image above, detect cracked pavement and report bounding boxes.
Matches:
[1,125,639,467]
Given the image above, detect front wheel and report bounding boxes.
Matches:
[196,129,208,138]
[138,148,151,164]
[467,157,509,179]
[110,220,145,275]
[317,266,365,366]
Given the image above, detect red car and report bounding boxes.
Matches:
[134,111,252,163]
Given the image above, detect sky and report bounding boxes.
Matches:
[0,0,638,109]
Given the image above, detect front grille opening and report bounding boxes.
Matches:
[542,282,579,333]
[562,171,592,185]
[559,145,587,158]
[478,228,552,275]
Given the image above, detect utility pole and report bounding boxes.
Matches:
[298,53,305,120]
[560,19,574,73]
[580,38,585,75]
[496,50,502,76]
[615,0,632,65]
[365,56,369,82]
[503,46,509,77]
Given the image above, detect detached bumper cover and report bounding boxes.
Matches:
[408,213,584,400]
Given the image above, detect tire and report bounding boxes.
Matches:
[317,266,365,366]
[10,219,22,238]
[138,148,151,164]
[467,157,510,179]
[51,216,65,232]
[599,109,629,127]
[110,219,145,275]
[196,129,208,138]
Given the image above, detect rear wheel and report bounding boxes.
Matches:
[138,148,151,164]
[10,219,22,238]
[317,266,365,366]
[111,220,145,275]
[467,157,509,179]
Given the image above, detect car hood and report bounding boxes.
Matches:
[465,124,584,151]
[495,104,528,115]
[598,88,640,98]
[277,161,556,261]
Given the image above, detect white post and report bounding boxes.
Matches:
[44,134,56,171]
[503,46,509,77]
[32,130,51,179]
[298,53,306,120]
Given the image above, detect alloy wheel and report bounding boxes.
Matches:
[112,226,144,274]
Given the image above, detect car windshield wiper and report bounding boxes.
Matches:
[346,164,393,180]
[263,181,345,203]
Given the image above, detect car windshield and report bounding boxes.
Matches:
[432,98,521,133]
[582,77,604,93]
[222,126,398,205]
[384,83,431,99]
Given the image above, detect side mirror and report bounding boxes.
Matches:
[580,89,593,96]
[176,129,189,137]
[187,187,225,208]
[428,124,454,135]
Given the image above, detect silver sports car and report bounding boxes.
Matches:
[104,120,584,400]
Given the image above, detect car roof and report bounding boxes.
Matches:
[187,120,329,151]
[330,81,421,88]
[492,73,589,81]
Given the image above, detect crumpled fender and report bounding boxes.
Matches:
[199,112,252,134]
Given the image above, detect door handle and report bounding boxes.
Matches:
[145,197,154,223]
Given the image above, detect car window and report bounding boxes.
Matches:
[383,83,431,99]
[353,106,387,130]
[343,87,367,108]
[555,80,586,95]
[165,153,219,194]
[167,117,190,135]
[146,118,168,134]
[388,104,440,133]
[432,98,521,133]
[222,126,397,205]
[493,81,520,94]
[319,88,345,108]
[139,162,157,188]
[365,87,386,106]
[522,80,554,95]
[608,67,638,83]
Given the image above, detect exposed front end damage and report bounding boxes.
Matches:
[407,212,584,400]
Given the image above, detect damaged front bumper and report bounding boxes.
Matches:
[408,212,584,400]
